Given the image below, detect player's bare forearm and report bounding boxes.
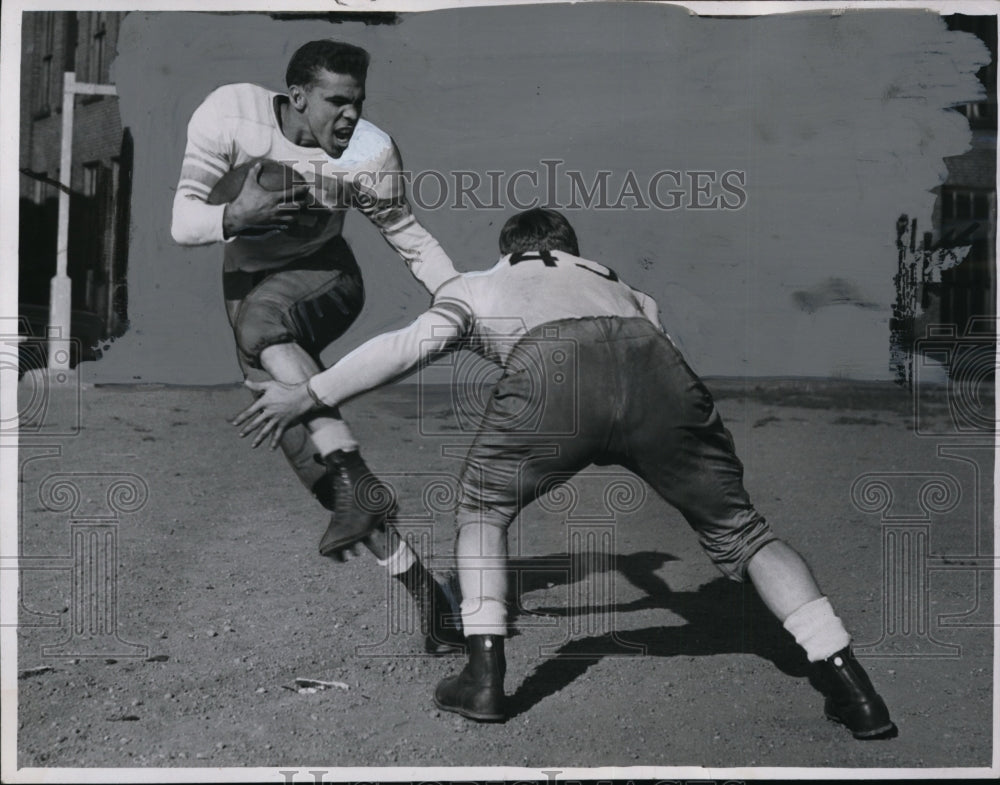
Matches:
[231,379,315,449]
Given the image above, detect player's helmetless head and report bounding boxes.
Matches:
[499,208,581,257]
[285,41,370,158]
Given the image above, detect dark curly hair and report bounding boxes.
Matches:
[286,40,370,88]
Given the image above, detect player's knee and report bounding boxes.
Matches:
[701,514,776,582]
[234,299,295,369]
[456,492,516,529]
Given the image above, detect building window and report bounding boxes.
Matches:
[33,173,48,204]
[85,12,108,84]
[82,162,100,198]
[941,190,954,221]
[110,158,121,202]
[34,15,56,115]
[972,193,990,220]
[955,193,972,221]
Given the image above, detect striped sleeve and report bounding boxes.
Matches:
[360,141,458,294]
[170,89,235,245]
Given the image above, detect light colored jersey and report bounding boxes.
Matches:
[433,250,662,365]
[170,82,455,291]
[308,250,666,406]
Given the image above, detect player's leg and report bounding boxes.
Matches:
[619,320,896,739]
[745,539,821,618]
[225,286,332,506]
[257,341,357,455]
[229,245,394,557]
[226,245,458,652]
[435,324,606,721]
[745,541,896,739]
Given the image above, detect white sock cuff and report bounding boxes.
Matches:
[311,422,359,456]
[461,596,506,637]
[783,596,851,662]
[383,540,417,576]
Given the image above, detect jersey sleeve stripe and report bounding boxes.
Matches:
[176,178,213,197]
[431,298,473,332]
[380,213,417,235]
[183,152,229,177]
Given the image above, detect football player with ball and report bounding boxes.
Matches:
[170,40,461,654]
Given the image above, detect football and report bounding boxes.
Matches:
[207,159,317,236]
[206,159,308,205]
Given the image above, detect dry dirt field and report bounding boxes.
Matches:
[9,377,996,779]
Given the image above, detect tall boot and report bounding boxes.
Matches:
[434,634,506,722]
[311,469,336,511]
[394,563,465,655]
[816,646,898,739]
[317,450,395,560]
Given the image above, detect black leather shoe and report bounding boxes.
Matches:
[817,647,898,739]
[318,451,395,559]
[434,634,506,722]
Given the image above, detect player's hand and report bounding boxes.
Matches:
[222,161,311,237]
[231,379,316,449]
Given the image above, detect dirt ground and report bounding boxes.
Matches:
[10,377,996,778]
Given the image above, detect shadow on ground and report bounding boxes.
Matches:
[502,549,810,718]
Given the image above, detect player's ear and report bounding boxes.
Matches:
[288,84,307,111]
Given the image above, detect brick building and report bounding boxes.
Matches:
[936,14,998,331]
[889,14,996,386]
[19,11,131,368]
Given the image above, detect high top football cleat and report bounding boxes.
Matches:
[817,647,898,740]
[318,450,396,559]
[434,634,506,722]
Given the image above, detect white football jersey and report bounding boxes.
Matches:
[433,250,662,364]
[307,249,666,407]
[171,83,455,291]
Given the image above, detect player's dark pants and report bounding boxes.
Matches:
[222,234,365,495]
[222,234,364,370]
[457,316,775,580]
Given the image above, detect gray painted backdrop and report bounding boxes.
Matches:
[90,3,989,384]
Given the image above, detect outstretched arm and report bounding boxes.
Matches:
[358,141,458,294]
[233,304,468,448]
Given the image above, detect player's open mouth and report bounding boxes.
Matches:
[334,127,354,144]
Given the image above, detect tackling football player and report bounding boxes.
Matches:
[233,208,897,739]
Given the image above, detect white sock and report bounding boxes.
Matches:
[377,540,417,577]
[310,419,358,455]
[460,596,506,637]
[783,596,851,662]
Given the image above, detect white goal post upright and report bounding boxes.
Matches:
[48,71,117,371]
